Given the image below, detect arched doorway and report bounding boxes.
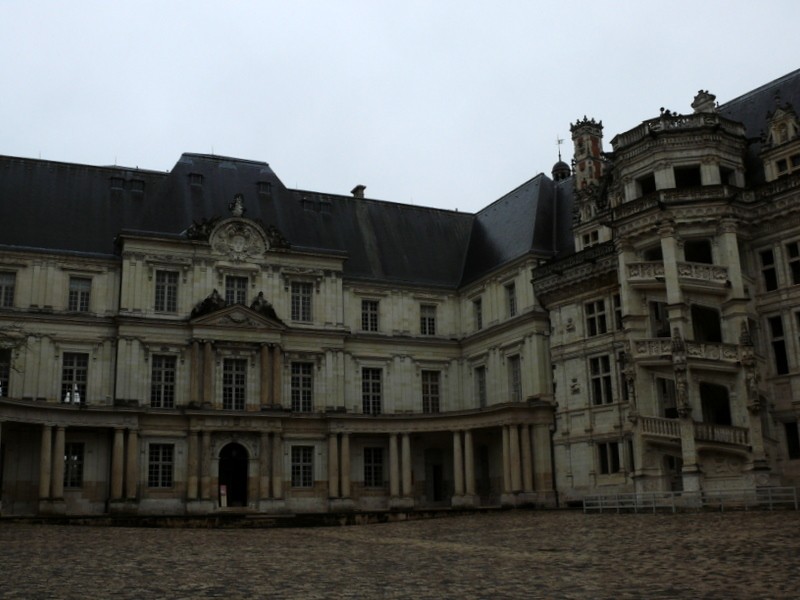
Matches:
[218,443,249,508]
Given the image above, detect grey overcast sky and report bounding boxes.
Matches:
[2,1,799,213]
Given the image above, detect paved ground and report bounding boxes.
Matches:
[1,510,798,599]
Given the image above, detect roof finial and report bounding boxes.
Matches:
[556,136,564,161]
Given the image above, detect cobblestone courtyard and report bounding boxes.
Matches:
[1,510,798,599]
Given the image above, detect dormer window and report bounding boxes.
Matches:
[258,181,272,196]
[110,177,125,191]
[189,173,203,186]
[130,179,145,194]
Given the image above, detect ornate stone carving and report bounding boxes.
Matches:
[210,220,267,261]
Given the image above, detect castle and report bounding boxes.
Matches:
[1,69,799,515]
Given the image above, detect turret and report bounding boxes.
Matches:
[570,117,605,189]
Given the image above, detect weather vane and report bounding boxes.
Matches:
[556,136,564,161]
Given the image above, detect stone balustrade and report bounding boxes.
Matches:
[640,416,680,438]
[676,262,728,284]
[694,422,749,446]
[626,262,665,282]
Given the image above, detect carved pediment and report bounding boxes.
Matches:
[209,218,268,261]
[191,304,286,330]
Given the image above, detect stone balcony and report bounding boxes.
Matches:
[626,261,728,291]
[640,416,750,447]
[631,338,741,367]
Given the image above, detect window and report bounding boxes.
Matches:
[64,442,84,488]
[674,165,701,188]
[506,283,517,318]
[154,271,178,312]
[291,446,313,487]
[421,370,440,413]
[0,272,15,308]
[590,355,613,405]
[361,300,379,332]
[650,301,670,338]
[291,282,313,322]
[258,181,272,196]
[225,276,248,305]
[684,239,713,264]
[130,179,145,194]
[475,366,487,408]
[642,245,663,261]
[656,378,678,418]
[768,316,789,375]
[363,447,384,487]
[362,368,382,415]
[473,298,483,330]
[68,277,91,312]
[637,173,656,196]
[760,249,778,291]
[613,294,623,330]
[598,441,621,474]
[0,348,9,397]
[420,304,436,336]
[150,355,176,408]
[699,382,732,426]
[291,362,313,412]
[148,444,174,488]
[61,352,88,404]
[786,242,800,285]
[585,300,608,336]
[582,230,599,249]
[785,422,800,460]
[189,173,203,186]
[222,358,247,410]
[110,176,125,190]
[691,305,722,343]
[508,356,522,402]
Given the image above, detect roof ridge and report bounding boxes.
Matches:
[718,68,800,110]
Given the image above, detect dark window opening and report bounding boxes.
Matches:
[760,249,778,291]
[786,241,800,285]
[674,166,702,188]
[691,305,722,343]
[684,239,713,264]
[785,422,800,459]
[769,315,790,375]
[657,377,678,419]
[720,166,735,185]
[637,173,656,196]
[650,301,670,338]
[643,245,663,261]
[700,382,732,426]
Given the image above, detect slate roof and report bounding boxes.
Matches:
[717,67,800,184]
[0,151,560,289]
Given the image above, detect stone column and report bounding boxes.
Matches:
[340,433,351,498]
[501,426,511,493]
[111,428,125,500]
[520,424,533,492]
[201,430,211,500]
[532,422,554,492]
[190,340,200,404]
[509,424,522,492]
[389,433,400,497]
[39,425,53,500]
[39,425,52,500]
[187,431,199,500]
[203,341,214,407]
[453,431,464,497]
[271,345,282,407]
[464,430,476,496]
[260,345,271,408]
[659,223,684,313]
[401,433,412,498]
[125,430,138,500]
[328,434,340,498]
[717,219,744,297]
[259,432,271,500]
[272,433,283,499]
[51,426,66,500]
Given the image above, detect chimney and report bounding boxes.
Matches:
[351,185,366,198]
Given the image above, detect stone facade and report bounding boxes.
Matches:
[2,70,800,516]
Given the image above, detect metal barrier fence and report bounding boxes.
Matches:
[582,487,798,513]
